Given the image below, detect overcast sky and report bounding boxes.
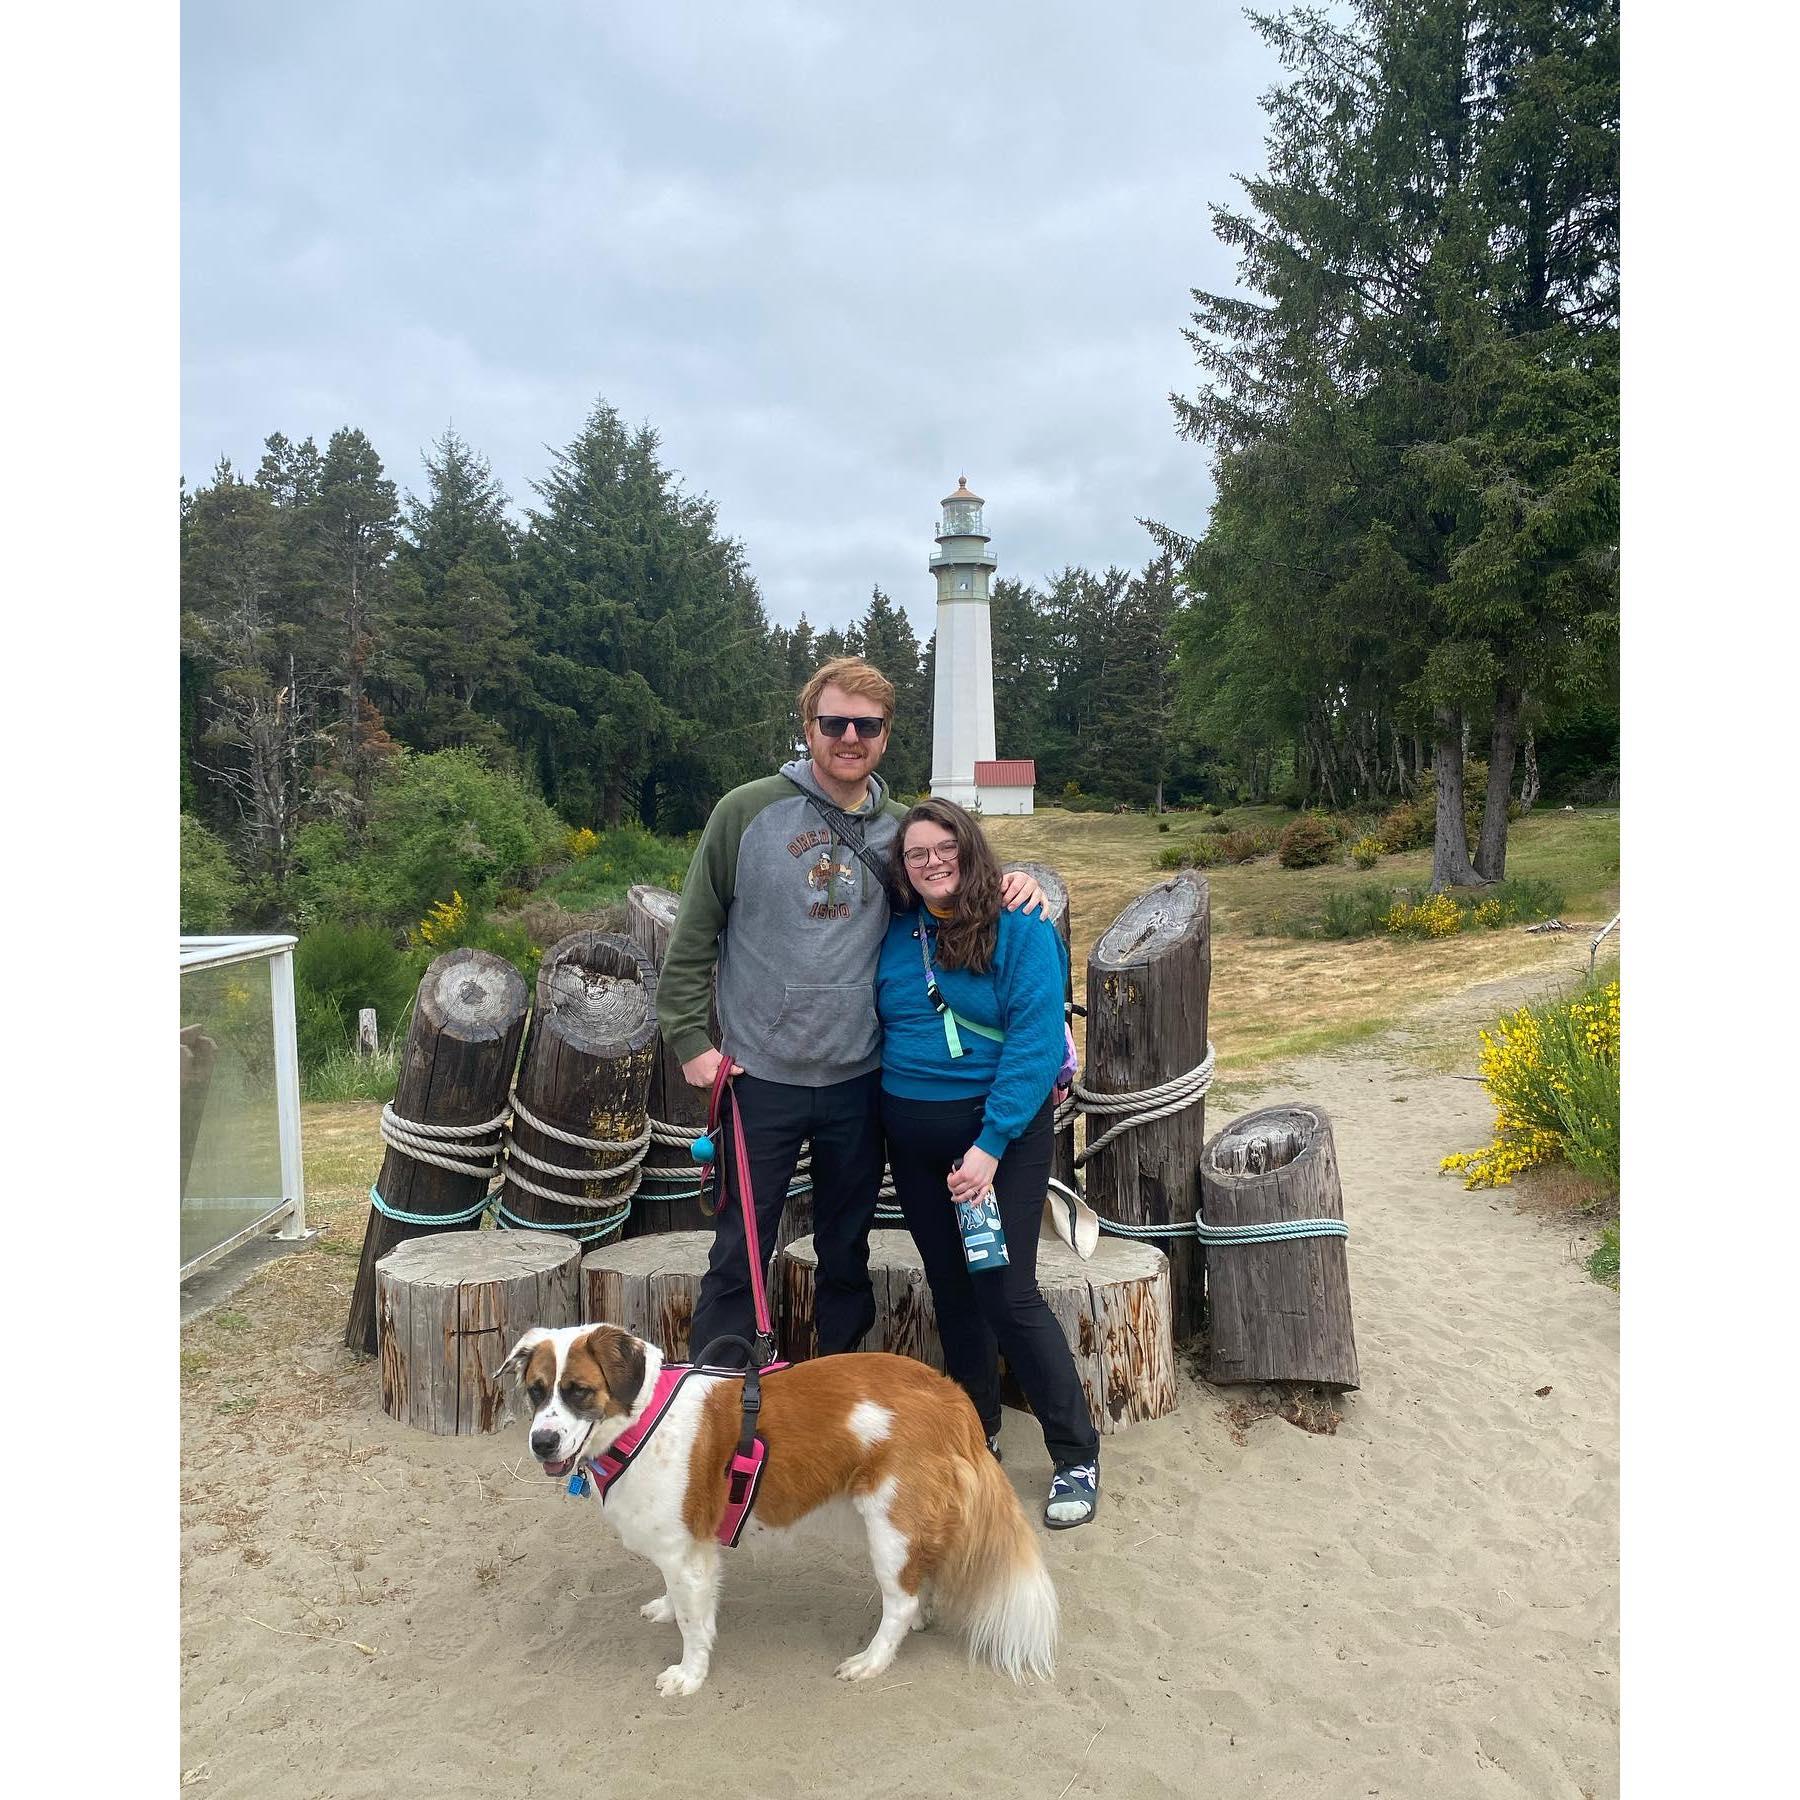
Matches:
[181,1,1279,636]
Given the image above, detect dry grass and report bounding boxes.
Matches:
[984,806,1618,1076]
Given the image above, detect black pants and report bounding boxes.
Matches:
[689,1071,883,1359]
[882,1092,1100,1468]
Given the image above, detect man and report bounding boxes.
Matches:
[657,655,1044,1358]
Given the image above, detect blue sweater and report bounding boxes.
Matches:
[875,905,1068,1160]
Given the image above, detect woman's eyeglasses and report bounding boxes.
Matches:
[812,714,889,740]
[902,841,960,868]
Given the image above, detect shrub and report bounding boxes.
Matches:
[536,824,693,910]
[1384,892,1464,938]
[293,922,416,1071]
[1202,817,1232,835]
[1156,844,1192,871]
[181,813,247,932]
[1487,875,1565,923]
[1375,800,1432,854]
[1441,978,1620,1191]
[360,748,567,921]
[1220,827,1275,863]
[302,1041,403,1105]
[1316,884,1399,940]
[1278,814,1340,869]
[1350,834,1383,870]
[564,826,601,859]
[403,898,542,990]
[1157,821,1171,833]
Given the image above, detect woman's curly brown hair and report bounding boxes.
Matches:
[887,797,1003,973]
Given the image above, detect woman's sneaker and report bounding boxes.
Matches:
[1045,1461,1099,1529]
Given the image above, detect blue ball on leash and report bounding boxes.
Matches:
[690,1134,715,1163]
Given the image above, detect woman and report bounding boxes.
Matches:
[875,797,1101,1528]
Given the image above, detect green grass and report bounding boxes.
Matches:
[302,1043,403,1104]
[1586,1223,1620,1289]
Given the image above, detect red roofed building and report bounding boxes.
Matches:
[973,758,1036,816]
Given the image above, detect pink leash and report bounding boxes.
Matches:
[697,1056,776,1363]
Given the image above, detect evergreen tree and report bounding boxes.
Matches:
[516,398,786,831]
[854,586,928,796]
[382,429,524,755]
[1170,0,1618,882]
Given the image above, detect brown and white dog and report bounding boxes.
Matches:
[500,1324,1059,1696]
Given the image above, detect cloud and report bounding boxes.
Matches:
[182,0,1280,629]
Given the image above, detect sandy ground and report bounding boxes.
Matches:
[180,960,1617,1800]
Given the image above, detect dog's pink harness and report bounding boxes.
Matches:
[571,1357,786,1548]
[572,1060,784,1549]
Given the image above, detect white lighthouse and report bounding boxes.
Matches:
[927,479,1035,814]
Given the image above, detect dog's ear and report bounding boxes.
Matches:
[498,1327,552,1387]
[588,1327,648,1415]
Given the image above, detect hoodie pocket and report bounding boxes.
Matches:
[760,982,878,1062]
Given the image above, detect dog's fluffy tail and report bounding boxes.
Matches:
[934,1445,1059,1681]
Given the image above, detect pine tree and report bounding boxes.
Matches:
[382,429,523,755]
[854,586,928,796]
[1171,0,1618,884]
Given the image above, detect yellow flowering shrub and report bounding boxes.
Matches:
[411,890,469,949]
[1385,892,1464,938]
[1442,979,1620,1188]
[1350,834,1383,869]
[565,827,600,860]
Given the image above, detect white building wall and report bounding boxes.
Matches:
[930,598,996,807]
[974,783,1033,816]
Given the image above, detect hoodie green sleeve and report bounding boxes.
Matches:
[656,779,783,1064]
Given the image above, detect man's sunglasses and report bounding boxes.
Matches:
[812,714,889,740]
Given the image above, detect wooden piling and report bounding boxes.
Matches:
[345,948,529,1355]
[1081,871,1212,1341]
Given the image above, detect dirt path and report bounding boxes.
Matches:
[181,947,1617,1799]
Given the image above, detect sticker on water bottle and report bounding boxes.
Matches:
[956,1189,1010,1272]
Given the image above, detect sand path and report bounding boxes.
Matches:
[181,953,1618,1799]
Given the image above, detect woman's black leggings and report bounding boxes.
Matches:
[881,1092,1100,1468]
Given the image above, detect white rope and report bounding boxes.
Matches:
[508,1093,651,1161]
[379,1104,507,1180]
[1064,1045,1215,1167]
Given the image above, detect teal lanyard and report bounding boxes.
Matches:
[917,921,1004,1060]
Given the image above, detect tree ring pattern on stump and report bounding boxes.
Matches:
[1095,876,1203,968]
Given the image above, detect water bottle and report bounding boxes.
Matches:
[953,1161,1009,1272]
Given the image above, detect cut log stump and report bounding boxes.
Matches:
[376,1230,581,1434]
[1200,1104,1359,1390]
[1084,871,1212,1341]
[581,1231,715,1362]
[776,1230,1175,1435]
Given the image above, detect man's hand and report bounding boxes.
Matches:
[681,1047,744,1089]
[947,1146,1000,1204]
[999,868,1053,920]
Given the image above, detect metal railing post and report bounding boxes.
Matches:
[269,942,307,1239]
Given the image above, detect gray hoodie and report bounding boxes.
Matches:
[655,757,906,1085]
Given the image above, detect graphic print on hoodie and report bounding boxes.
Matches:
[654,757,907,1086]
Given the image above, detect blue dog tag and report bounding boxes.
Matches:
[690,1134,715,1163]
[567,1469,590,1498]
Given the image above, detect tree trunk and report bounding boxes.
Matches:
[1430,706,1483,891]
[499,932,659,1238]
[1518,729,1540,814]
[1004,860,1075,1189]
[1082,872,1211,1340]
[1200,1105,1358,1390]
[1475,683,1524,881]
[345,949,530,1355]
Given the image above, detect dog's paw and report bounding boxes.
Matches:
[656,1663,704,1698]
[910,1597,934,1633]
[640,1594,676,1625]
[834,1646,897,1682]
